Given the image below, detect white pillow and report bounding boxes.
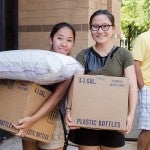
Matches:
[0,49,84,85]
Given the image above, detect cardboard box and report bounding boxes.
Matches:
[0,80,58,143]
[69,75,129,131]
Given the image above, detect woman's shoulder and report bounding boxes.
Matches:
[116,46,132,56]
[79,47,92,53]
[76,47,93,65]
[116,46,134,65]
[76,47,93,57]
[117,46,129,51]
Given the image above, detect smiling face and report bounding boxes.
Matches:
[90,14,115,45]
[50,27,74,55]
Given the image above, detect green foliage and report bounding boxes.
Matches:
[121,0,150,48]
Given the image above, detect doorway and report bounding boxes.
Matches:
[0,0,18,51]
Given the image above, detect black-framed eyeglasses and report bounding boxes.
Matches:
[90,24,113,31]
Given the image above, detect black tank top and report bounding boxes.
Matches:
[85,46,119,74]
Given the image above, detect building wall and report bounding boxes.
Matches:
[107,0,122,44]
[18,0,121,57]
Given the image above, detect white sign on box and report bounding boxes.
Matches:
[0,50,84,85]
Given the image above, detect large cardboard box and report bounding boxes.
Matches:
[69,75,129,131]
[0,80,58,143]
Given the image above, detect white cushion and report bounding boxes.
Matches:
[0,49,84,85]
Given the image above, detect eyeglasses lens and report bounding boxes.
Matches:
[91,25,112,31]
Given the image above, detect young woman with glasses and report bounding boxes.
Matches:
[66,9,138,150]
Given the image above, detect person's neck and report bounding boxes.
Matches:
[93,43,114,57]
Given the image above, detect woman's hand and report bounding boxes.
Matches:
[13,116,36,137]
[122,115,134,135]
[65,109,80,129]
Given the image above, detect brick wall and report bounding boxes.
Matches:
[18,0,121,57]
[107,0,121,45]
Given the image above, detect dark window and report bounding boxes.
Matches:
[0,0,18,51]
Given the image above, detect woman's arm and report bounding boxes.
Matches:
[134,60,144,89]
[123,65,138,135]
[65,78,80,129]
[14,79,72,136]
